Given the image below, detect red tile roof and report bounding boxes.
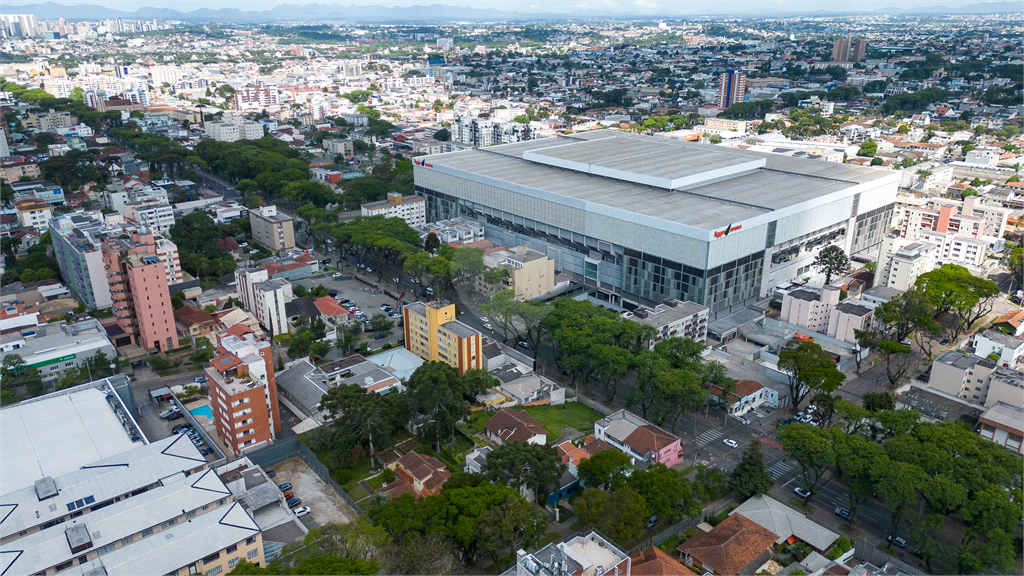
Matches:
[630,546,698,576]
[485,408,547,443]
[679,514,778,576]
[314,296,350,318]
[624,424,678,454]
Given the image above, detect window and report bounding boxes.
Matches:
[226,544,237,554]
[247,549,259,559]
[161,518,178,529]
[121,535,135,546]
[205,568,223,576]
[245,536,257,545]
[203,551,222,565]
[185,511,197,519]
[97,543,117,555]
[228,558,240,568]
[141,527,154,537]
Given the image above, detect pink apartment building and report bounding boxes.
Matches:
[102,231,179,352]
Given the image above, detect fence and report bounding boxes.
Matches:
[631,498,738,554]
[853,539,925,575]
[245,436,365,515]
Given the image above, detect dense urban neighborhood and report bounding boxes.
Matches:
[0,4,1022,576]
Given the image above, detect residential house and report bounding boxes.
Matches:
[594,409,683,468]
[173,304,219,342]
[710,379,777,416]
[383,451,451,498]
[630,546,698,576]
[973,330,1024,368]
[485,408,547,445]
[730,495,840,552]
[678,513,778,575]
[503,531,631,576]
[991,310,1024,337]
[464,445,493,474]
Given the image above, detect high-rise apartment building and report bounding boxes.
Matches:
[832,37,852,62]
[852,39,868,62]
[403,300,482,374]
[717,71,746,109]
[250,205,295,251]
[102,231,179,352]
[360,192,427,226]
[0,124,9,158]
[206,326,281,455]
[234,268,293,336]
[232,84,280,110]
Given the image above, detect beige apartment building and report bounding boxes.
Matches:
[250,204,295,251]
[477,245,555,301]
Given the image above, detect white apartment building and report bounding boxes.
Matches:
[360,192,426,226]
[974,330,1024,369]
[621,299,710,349]
[235,268,293,336]
[232,84,280,110]
[780,286,875,344]
[900,204,985,241]
[930,350,1024,409]
[964,148,1001,167]
[924,195,1013,240]
[874,236,936,291]
[917,229,988,267]
[323,139,354,157]
[14,198,52,232]
[122,200,175,233]
[204,120,264,142]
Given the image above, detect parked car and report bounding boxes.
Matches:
[834,507,851,520]
[389,312,401,319]
[333,272,342,279]
[172,424,192,433]
[380,304,391,311]
[374,333,388,340]
[392,277,399,284]
[900,339,912,346]
[647,515,658,528]
[479,316,489,322]
[159,406,180,419]
[794,487,812,499]
[167,412,183,421]
[518,341,531,350]
[193,376,207,384]
[483,323,493,331]
[278,483,292,491]
[887,535,907,548]
[735,415,751,425]
[266,471,275,479]
[200,448,214,456]
[722,438,738,448]
[425,287,434,295]
[294,506,311,517]
[283,491,294,500]
[287,498,302,509]
[327,289,338,296]
[365,268,373,273]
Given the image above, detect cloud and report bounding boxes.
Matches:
[632,0,659,7]
[603,0,620,7]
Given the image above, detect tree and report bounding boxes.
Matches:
[630,463,694,521]
[852,328,879,373]
[915,265,998,340]
[729,439,774,498]
[778,423,840,497]
[862,391,895,412]
[433,128,450,141]
[480,442,566,504]
[812,245,849,286]
[319,384,396,470]
[876,459,927,545]
[424,232,441,254]
[476,494,546,568]
[876,340,914,389]
[833,434,884,525]
[857,141,877,157]
[874,289,933,343]
[577,448,632,490]
[599,488,650,545]
[369,313,394,336]
[778,340,846,412]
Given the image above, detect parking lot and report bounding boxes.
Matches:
[135,398,224,462]
[308,273,409,347]
[266,457,358,529]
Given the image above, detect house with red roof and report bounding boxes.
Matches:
[594,409,683,467]
[485,408,547,445]
[678,513,778,575]
[381,451,451,499]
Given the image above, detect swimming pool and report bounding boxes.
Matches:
[189,405,213,419]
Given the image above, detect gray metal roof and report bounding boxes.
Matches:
[425,130,892,232]
[275,359,330,416]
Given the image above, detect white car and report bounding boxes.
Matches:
[332,272,342,279]
[722,439,739,448]
[483,323,493,331]
[479,316,489,322]
[294,506,311,517]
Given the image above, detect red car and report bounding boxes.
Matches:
[283,491,294,500]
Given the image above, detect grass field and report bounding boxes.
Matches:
[524,402,605,443]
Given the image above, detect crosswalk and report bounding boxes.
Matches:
[695,429,723,447]
[768,461,793,479]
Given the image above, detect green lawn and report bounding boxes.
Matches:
[466,410,490,434]
[524,403,605,443]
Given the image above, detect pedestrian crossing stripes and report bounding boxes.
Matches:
[695,429,723,447]
[768,461,793,479]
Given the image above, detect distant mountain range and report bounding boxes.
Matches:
[4,1,1021,23]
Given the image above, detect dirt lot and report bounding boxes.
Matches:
[267,457,358,528]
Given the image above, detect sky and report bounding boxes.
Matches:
[5,0,1007,15]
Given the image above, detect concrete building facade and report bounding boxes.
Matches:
[250,204,295,252]
[621,298,710,349]
[235,268,293,337]
[403,300,482,374]
[207,328,281,455]
[102,231,179,351]
[413,131,897,317]
[360,192,427,226]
